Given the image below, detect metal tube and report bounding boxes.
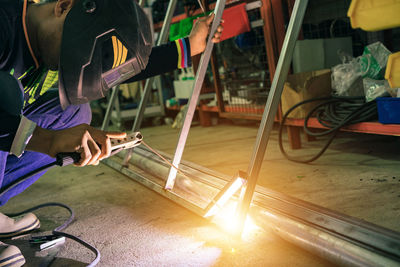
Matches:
[103,149,400,266]
[251,206,400,267]
[164,0,226,190]
[236,0,309,235]
[122,0,178,166]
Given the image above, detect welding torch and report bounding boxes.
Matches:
[55,131,143,166]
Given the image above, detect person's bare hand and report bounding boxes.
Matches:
[51,124,126,166]
[29,124,126,167]
[189,13,224,56]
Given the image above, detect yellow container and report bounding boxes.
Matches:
[348,0,400,31]
[385,52,400,88]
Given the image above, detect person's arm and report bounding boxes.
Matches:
[0,72,126,166]
[125,37,191,83]
[124,14,222,83]
[26,124,126,166]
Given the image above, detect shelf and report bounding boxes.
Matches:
[153,0,258,31]
[285,118,400,136]
[166,104,264,113]
[166,104,218,112]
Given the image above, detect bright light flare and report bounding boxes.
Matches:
[204,177,245,218]
[211,201,260,239]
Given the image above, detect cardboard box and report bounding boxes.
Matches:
[281,69,332,119]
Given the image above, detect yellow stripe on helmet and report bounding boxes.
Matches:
[112,36,119,69]
[112,36,128,69]
[120,44,128,66]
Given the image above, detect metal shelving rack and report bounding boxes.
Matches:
[282,0,400,149]
[102,1,400,265]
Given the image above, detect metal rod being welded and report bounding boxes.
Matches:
[236,0,309,234]
[164,0,226,190]
[251,206,400,267]
[122,0,178,166]
[104,148,400,266]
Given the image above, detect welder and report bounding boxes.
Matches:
[0,0,222,264]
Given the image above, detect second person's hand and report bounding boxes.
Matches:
[189,13,224,56]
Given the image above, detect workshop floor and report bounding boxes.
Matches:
[1,121,399,266]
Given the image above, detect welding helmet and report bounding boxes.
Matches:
[58,0,152,109]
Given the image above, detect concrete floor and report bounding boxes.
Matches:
[1,121,399,266]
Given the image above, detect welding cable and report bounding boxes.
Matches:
[141,140,193,180]
[0,149,123,201]
[0,155,101,266]
[4,202,100,267]
[0,148,130,265]
[278,95,378,163]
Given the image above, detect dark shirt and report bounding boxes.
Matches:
[0,0,191,152]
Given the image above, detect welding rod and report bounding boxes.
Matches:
[196,0,206,14]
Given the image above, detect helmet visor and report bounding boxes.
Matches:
[58,0,152,109]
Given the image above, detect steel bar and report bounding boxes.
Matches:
[113,147,400,261]
[104,158,206,216]
[122,0,178,166]
[251,206,400,267]
[101,86,118,131]
[236,0,309,235]
[164,0,226,190]
[103,148,400,265]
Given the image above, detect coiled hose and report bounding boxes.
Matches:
[278,96,378,163]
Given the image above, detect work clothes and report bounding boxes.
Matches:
[0,0,191,205]
[0,90,92,205]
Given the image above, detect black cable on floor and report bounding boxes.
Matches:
[5,202,100,267]
[278,95,378,163]
[1,155,100,266]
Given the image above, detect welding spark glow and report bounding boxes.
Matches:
[212,201,260,239]
[204,177,245,218]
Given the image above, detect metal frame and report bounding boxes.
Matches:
[101,0,400,265]
[164,0,227,190]
[122,0,178,166]
[101,0,178,142]
[203,170,247,218]
[235,0,309,234]
[103,146,400,266]
[213,0,281,121]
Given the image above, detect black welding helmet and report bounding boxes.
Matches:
[58,0,152,109]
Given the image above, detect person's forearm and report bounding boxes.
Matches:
[124,38,191,83]
[26,126,53,156]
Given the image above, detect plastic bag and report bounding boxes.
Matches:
[363,78,391,102]
[359,42,391,79]
[331,55,364,96]
[332,42,392,96]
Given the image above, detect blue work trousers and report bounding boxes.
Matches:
[0,90,91,205]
